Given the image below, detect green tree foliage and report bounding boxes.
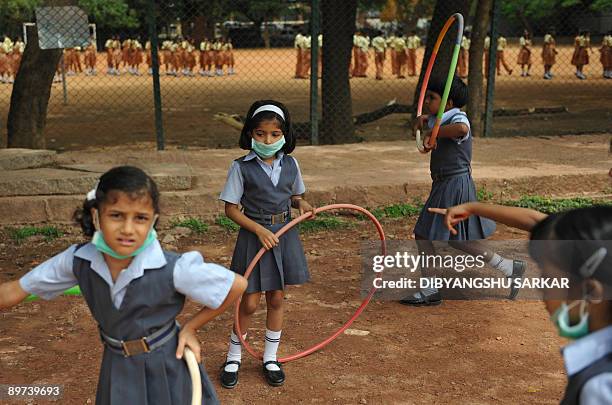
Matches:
[0,0,140,37]
[0,0,41,36]
[79,0,139,29]
[502,0,612,18]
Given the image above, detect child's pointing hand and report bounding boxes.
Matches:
[428,204,473,235]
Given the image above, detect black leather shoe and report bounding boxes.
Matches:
[263,361,285,387]
[508,260,527,300]
[399,291,442,306]
[220,360,241,389]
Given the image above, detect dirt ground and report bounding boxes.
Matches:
[0,215,569,405]
[1,45,611,150]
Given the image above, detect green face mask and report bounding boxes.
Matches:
[550,300,590,340]
[92,211,158,260]
[251,136,285,159]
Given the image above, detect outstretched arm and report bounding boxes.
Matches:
[428,202,548,235]
[0,280,29,310]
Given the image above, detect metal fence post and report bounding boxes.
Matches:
[483,0,499,138]
[147,0,165,150]
[310,0,320,145]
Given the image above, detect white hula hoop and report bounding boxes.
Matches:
[415,128,427,153]
[183,347,202,405]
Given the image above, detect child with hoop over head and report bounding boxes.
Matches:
[0,166,247,404]
[219,100,316,388]
[400,76,526,306]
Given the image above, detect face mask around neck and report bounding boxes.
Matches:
[91,210,158,260]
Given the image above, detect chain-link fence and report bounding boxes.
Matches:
[0,0,610,150]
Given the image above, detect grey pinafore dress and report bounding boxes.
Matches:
[414,111,496,241]
[230,154,309,293]
[73,248,219,405]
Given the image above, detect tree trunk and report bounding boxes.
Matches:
[6,25,62,148]
[466,0,491,138]
[404,0,429,33]
[412,0,470,112]
[6,0,75,149]
[263,22,271,49]
[320,0,357,144]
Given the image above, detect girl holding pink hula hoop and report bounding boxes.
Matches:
[219,99,316,389]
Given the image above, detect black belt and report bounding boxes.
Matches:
[99,320,178,357]
[431,168,471,182]
[245,210,290,225]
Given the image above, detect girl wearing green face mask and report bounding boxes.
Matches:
[219,100,316,388]
[0,165,247,405]
[430,202,612,405]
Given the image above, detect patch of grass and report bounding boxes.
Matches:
[369,201,424,220]
[503,196,612,214]
[216,215,240,232]
[477,187,494,201]
[8,225,63,242]
[298,213,352,232]
[170,218,209,234]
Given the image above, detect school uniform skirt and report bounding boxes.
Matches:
[414,173,496,241]
[96,332,219,405]
[231,222,310,293]
[600,45,611,69]
[571,47,589,65]
[517,47,532,65]
[542,45,556,65]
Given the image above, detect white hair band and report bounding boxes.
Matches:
[252,104,285,120]
[86,181,99,201]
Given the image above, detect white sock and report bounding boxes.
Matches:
[263,329,281,371]
[224,331,246,372]
[488,253,513,276]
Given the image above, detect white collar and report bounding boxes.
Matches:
[74,240,167,290]
[562,325,612,376]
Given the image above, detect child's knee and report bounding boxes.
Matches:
[266,291,284,310]
[240,296,259,315]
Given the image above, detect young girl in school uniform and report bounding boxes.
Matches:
[542,27,558,80]
[219,100,316,388]
[400,77,525,306]
[517,29,533,77]
[432,202,612,404]
[600,30,612,79]
[0,166,247,405]
[571,29,592,80]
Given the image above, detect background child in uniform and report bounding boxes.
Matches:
[542,27,558,80]
[599,30,611,79]
[0,165,247,404]
[517,29,533,77]
[219,100,316,388]
[572,29,591,80]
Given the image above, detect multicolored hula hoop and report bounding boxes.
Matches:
[235,204,386,363]
[416,13,464,153]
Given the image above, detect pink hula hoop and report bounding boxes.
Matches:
[234,203,386,363]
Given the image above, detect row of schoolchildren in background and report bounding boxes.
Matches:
[293,28,612,81]
[484,28,612,80]
[103,37,235,78]
[293,30,423,80]
[0,36,24,83]
[43,36,237,81]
